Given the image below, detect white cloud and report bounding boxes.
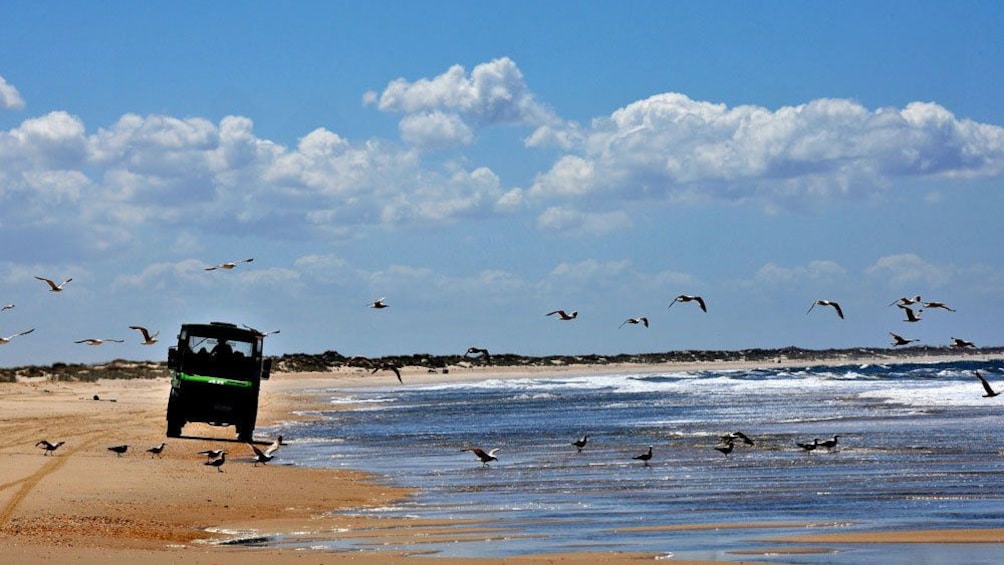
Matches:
[0,75,25,110]
[398,111,474,148]
[528,93,1004,208]
[753,260,847,286]
[866,253,952,289]
[536,206,633,236]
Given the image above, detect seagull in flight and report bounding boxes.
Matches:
[668,295,707,312]
[572,434,589,452]
[369,297,389,309]
[721,431,755,446]
[35,276,72,292]
[198,449,225,459]
[889,332,920,347]
[619,317,649,328]
[464,447,500,467]
[204,258,254,271]
[242,324,280,337]
[633,446,654,466]
[889,295,922,307]
[1,304,14,311]
[371,362,402,383]
[975,371,1001,398]
[951,337,976,348]
[0,328,35,345]
[36,440,65,456]
[898,304,923,323]
[714,439,735,456]
[465,347,492,365]
[249,443,279,466]
[129,326,160,345]
[75,338,125,346]
[546,309,578,320]
[922,301,956,312]
[807,299,844,319]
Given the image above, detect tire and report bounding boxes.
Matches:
[166,395,185,438]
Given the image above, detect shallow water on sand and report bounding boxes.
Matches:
[271,359,1004,562]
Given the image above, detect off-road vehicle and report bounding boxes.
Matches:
[165,322,272,441]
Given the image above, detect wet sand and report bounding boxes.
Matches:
[2,353,1001,563]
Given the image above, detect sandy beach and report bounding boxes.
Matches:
[2,354,1002,563]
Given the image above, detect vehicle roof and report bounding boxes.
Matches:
[180,322,258,341]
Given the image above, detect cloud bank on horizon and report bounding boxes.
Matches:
[1,54,1003,366]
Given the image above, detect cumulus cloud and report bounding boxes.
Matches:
[753,260,847,286]
[368,57,559,148]
[0,75,25,110]
[866,253,952,289]
[528,93,1004,208]
[536,206,633,236]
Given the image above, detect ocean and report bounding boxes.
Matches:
[264,358,1004,563]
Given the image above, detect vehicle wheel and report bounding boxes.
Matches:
[166,396,185,438]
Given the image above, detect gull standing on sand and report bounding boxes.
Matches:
[464,447,500,467]
[889,332,920,347]
[796,439,820,453]
[129,326,159,345]
[668,295,707,313]
[204,258,254,271]
[572,435,589,452]
[146,443,167,458]
[714,439,735,456]
[35,276,72,292]
[36,440,65,456]
[975,371,1001,398]
[205,452,227,472]
[818,435,840,451]
[546,310,578,320]
[807,300,844,319]
[198,449,225,459]
[619,317,649,328]
[75,338,125,346]
[0,328,35,345]
[898,304,923,323]
[633,446,654,465]
[107,445,129,457]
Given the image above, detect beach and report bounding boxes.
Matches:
[2,353,1003,563]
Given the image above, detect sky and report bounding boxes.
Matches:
[2,3,1004,367]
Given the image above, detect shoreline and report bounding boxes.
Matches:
[2,353,1003,563]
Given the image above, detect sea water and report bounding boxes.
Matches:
[265,358,1004,563]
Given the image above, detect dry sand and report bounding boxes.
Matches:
[2,353,1002,563]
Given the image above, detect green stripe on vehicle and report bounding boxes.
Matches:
[178,373,253,388]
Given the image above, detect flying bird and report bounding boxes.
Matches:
[714,439,735,456]
[721,431,755,446]
[369,297,389,309]
[0,328,35,345]
[923,301,956,312]
[572,435,589,452]
[951,337,976,348]
[633,446,654,465]
[107,444,129,457]
[546,310,578,320]
[465,347,492,365]
[807,300,844,319]
[204,258,254,271]
[129,326,160,345]
[75,338,125,346]
[267,435,287,453]
[371,362,402,384]
[204,451,227,472]
[889,332,920,347]
[36,440,65,456]
[242,324,280,337]
[198,449,225,459]
[668,295,707,312]
[889,295,922,307]
[464,447,500,467]
[249,443,279,466]
[146,443,167,458]
[619,317,649,328]
[1,304,14,311]
[35,276,72,292]
[898,304,923,323]
[975,371,1000,398]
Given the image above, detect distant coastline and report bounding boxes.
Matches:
[3,344,1002,383]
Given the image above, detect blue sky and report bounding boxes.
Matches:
[2,3,1004,366]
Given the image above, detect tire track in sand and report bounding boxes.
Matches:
[0,436,100,528]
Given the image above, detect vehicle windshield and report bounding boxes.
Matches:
[183,333,256,378]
